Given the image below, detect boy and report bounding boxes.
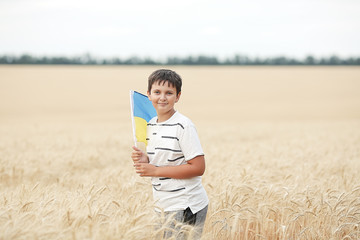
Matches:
[131,69,209,239]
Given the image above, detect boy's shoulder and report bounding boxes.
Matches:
[171,111,194,128]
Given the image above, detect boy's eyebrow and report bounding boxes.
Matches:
[151,87,175,91]
[155,89,175,92]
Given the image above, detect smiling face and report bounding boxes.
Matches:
[147,80,181,122]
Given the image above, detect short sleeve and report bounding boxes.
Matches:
[178,123,204,161]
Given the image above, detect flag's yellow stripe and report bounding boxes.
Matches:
[134,116,148,145]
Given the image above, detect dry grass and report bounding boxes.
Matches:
[0,66,360,239]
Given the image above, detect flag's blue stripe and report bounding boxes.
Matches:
[133,91,157,122]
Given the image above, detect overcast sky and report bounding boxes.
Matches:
[1,0,359,59]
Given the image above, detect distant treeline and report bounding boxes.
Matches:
[1,54,359,65]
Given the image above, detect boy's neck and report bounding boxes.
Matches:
[157,109,176,123]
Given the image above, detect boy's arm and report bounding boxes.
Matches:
[134,155,205,179]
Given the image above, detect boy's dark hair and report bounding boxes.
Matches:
[148,69,182,95]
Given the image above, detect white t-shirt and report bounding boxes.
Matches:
[146,111,209,214]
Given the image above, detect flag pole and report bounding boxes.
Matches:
[129,90,137,147]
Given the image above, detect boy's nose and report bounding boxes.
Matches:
[160,94,166,101]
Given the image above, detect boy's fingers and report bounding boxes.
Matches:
[132,146,141,152]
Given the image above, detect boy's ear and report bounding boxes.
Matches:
[147,91,151,100]
[175,91,181,103]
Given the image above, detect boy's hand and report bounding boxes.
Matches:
[131,146,149,163]
[134,162,157,177]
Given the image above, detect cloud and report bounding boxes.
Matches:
[200,26,221,36]
[0,0,359,57]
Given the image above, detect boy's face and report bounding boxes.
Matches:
[147,81,181,116]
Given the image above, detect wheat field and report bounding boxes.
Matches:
[0,66,360,239]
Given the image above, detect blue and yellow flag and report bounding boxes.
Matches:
[130,90,157,147]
